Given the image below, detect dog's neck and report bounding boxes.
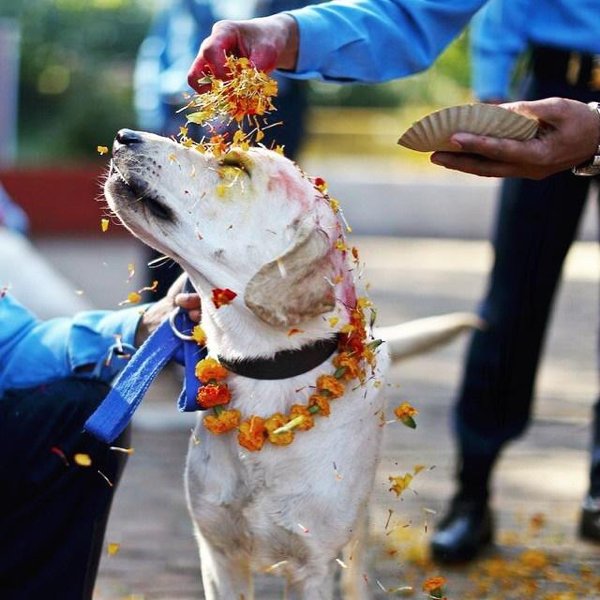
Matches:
[194,277,356,361]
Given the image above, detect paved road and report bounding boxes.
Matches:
[33,232,598,599]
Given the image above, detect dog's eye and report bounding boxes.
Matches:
[221,152,251,176]
[144,195,174,221]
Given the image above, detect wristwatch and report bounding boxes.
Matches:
[572,101,600,176]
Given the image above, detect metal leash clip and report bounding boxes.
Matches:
[168,306,196,341]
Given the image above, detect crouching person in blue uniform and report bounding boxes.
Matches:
[0,281,200,600]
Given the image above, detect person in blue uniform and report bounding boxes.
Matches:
[429,0,600,562]
[0,285,200,600]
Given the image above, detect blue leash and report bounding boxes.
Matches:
[84,308,207,443]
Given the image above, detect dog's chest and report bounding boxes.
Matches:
[185,363,388,564]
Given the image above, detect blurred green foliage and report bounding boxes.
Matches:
[2,0,152,163]
[3,0,472,163]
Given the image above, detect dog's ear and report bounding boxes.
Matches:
[244,222,335,327]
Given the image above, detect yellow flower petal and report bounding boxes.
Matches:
[74,453,92,467]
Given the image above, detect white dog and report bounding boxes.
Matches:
[105,129,478,600]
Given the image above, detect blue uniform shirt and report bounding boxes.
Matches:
[471,0,600,100]
[286,0,486,83]
[0,294,145,395]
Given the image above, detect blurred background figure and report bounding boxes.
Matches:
[134,0,314,293]
[0,15,91,318]
[0,184,93,319]
[431,0,600,564]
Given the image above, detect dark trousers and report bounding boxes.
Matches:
[0,378,129,599]
[455,75,600,501]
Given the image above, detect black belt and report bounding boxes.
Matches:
[531,45,600,91]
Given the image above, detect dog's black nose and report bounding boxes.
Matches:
[116,128,143,145]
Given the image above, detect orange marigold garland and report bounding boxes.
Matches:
[307,394,331,417]
[316,374,345,399]
[203,409,241,434]
[195,357,228,383]
[238,416,267,452]
[289,405,315,431]
[264,413,295,446]
[195,292,382,451]
[197,383,231,409]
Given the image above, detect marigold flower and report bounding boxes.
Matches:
[211,287,237,308]
[362,345,376,367]
[314,177,327,192]
[289,404,315,431]
[340,329,366,358]
[388,473,413,497]
[357,297,373,309]
[238,416,267,452]
[127,291,141,304]
[264,413,294,446]
[394,402,418,429]
[191,325,207,346]
[183,55,277,151]
[195,357,228,384]
[74,453,92,467]
[196,383,231,409]
[308,394,331,417]
[97,145,108,155]
[422,576,447,594]
[316,375,345,399]
[203,409,240,434]
[335,239,348,252]
[332,352,363,381]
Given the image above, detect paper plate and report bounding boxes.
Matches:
[398,104,538,152]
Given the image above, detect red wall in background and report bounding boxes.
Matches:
[0,167,125,236]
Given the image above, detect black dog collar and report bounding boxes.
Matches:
[218,335,340,380]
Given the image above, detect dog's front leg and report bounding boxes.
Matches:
[195,531,253,600]
[286,562,335,600]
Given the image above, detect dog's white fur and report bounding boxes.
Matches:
[105,131,478,599]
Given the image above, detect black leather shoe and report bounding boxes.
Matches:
[430,498,494,563]
[579,496,600,542]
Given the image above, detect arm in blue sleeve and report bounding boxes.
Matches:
[285,0,487,83]
[0,294,149,393]
[470,0,530,100]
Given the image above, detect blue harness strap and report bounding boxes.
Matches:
[84,309,206,443]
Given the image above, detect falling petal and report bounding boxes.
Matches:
[74,453,92,467]
[107,542,120,556]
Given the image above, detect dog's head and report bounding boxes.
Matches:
[105,129,347,328]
